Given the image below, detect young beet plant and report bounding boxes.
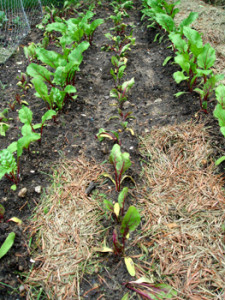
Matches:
[110,55,127,86]
[26,41,89,110]
[96,128,121,145]
[103,144,134,192]
[104,186,129,219]
[110,77,135,109]
[97,204,141,276]
[18,105,56,143]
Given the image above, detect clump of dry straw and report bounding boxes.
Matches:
[26,157,104,299]
[139,121,225,299]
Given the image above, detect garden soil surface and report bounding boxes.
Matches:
[0,0,224,299]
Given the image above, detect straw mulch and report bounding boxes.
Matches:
[26,157,104,300]
[138,121,225,299]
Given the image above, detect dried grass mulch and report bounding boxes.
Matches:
[138,121,225,299]
[26,157,104,300]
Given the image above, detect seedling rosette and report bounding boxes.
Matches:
[96,205,141,276]
[110,78,135,109]
[103,144,134,192]
[96,128,121,145]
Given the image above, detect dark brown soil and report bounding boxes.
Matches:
[0,1,224,299]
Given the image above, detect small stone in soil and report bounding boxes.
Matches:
[18,188,27,198]
[34,186,42,194]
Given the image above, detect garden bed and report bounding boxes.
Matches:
[0,0,225,299]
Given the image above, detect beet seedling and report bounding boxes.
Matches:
[96,128,121,145]
[104,186,129,218]
[19,106,56,142]
[110,77,135,109]
[103,144,133,192]
[16,73,32,93]
[97,205,140,276]
[110,55,127,85]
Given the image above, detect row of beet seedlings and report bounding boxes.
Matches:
[0,3,104,265]
[94,0,177,298]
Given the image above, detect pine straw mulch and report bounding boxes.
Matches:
[138,120,225,299]
[25,157,104,300]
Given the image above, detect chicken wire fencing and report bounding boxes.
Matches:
[0,0,64,64]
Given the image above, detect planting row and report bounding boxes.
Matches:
[141,0,225,165]
[94,0,178,298]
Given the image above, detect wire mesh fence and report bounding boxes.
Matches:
[0,0,64,63]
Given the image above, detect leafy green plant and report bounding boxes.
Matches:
[23,43,37,62]
[27,41,89,110]
[18,106,56,142]
[97,205,140,275]
[0,232,15,259]
[110,55,127,86]
[82,15,104,45]
[104,186,129,218]
[0,106,48,185]
[194,74,224,111]
[110,77,135,109]
[123,277,177,299]
[102,31,135,56]
[104,144,132,192]
[96,128,121,145]
[16,73,32,92]
[113,206,140,254]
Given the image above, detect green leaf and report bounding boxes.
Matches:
[174,53,190,74]
[104,199,114,212]
[179,12,198,31]
[41,110,57,125]
[121,78,135,93]
[36,48,66,69]
[215,84,225,106]
[27,63,53,83]
[163,56,172,66]
[109,144,132,178]
[0,149,17,180]
[155,13,175,33]
[197,43,216,70]
[64,85,77,94]
[0,232,15,259]
[213,104,225,128]
[17,132,41,157]
[169,32,188,53]
[68,41,90,65]
[174,91,186,98]
[46,22,67,34]
[118,187,129,208]
[7,142,18,154]
[0,123,9,136]
[173,71,189,84]
[121,293,129,300]
[215,156,225,166]
[183,26,203,49]
[32,77,49,104]
[120,206,141,235]
[18,106,33,125]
